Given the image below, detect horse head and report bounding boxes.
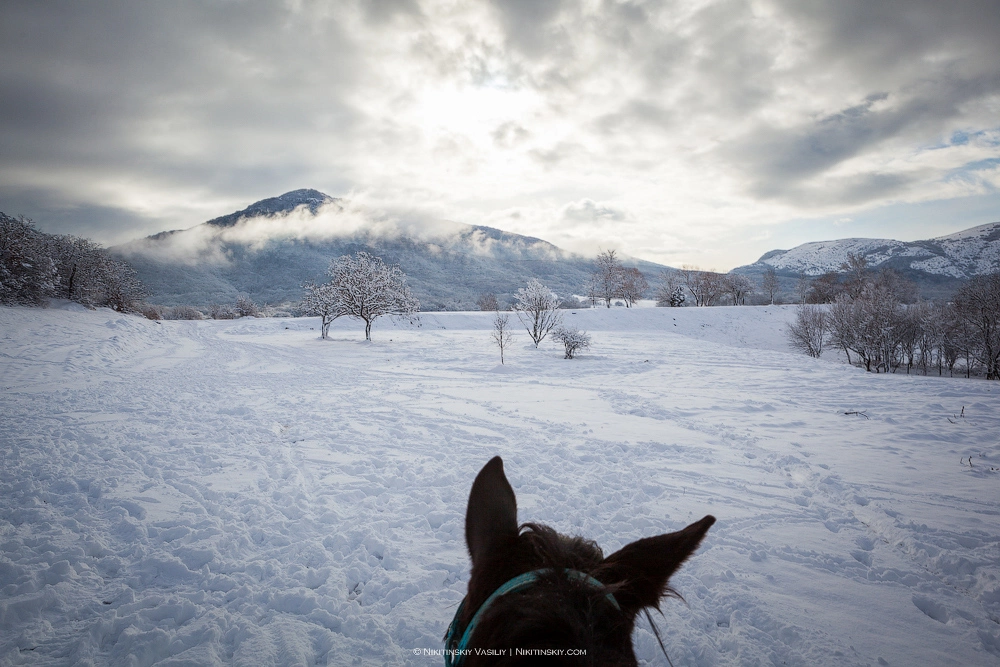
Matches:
[447,456,715,665]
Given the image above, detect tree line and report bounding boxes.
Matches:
[1,213,146,311]
[787,265,1000,380]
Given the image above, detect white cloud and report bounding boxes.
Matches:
[2,0,999,270]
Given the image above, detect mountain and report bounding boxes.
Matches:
[732,222,1000,300]
[112,189,669,310]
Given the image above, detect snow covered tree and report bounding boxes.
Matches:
[477,292,500,311]
[514,278,562,347]
[786,304,827,358]
[0,214,58,305]
[49,234,106,304]
[952,272,1000,380]
[594,249,624,308]
[619,267,648,307]
[553,326,591,359]
[323,251,419,341]
[301,281,342,339]
[209,303,239,319]
[491,310,514,364]
[235,295,260,318]
[95,255,146,312]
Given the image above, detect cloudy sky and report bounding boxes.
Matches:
[2,0,999,270]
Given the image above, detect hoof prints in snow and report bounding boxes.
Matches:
[1,305,999,665]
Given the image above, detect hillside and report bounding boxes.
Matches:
[112,190,668,310]
[732,222,1000,300]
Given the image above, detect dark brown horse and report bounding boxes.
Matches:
[445,456,715,666]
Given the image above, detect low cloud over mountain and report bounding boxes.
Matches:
[112,189,666,309]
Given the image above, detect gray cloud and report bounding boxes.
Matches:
[1,0,998,269]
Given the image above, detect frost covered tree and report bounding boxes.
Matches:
[301,281,343,339]
[50,235,106,304]
[476,293,500,311]
[1,214,58,305]
[97,255,146,313]
[491,310,514,364]
[553,326,591,359]
[826,276,913,373]
[235,295,260,318]
[786,305,827,358]
[594,249,624,308]
[952,272,1000,380]
[514,278,562,347]
[321,251,419,341]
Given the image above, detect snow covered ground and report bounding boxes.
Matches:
[1,303,998,666]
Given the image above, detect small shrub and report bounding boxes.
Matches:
[235,295,260,318]
[165,305,203,320]
[553,326,591,359]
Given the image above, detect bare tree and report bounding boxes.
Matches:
[619,267,648,307]
[807,272,843,304]
[594,250,624,308]
[491,310,513,364]
[841,252,869,299]
[683,267,725,307]
[654,270,684,306]
[320,251,419,341]
[786,304,827,357]
[724,274,755,305]
[514,278,563,347]
[952,272,1000,380]
[553,326,591,359]
[794,274,811,304]
[826,281,909,373]
[761,267,779,305]
[586,274,600,308]
[476,293,500,311]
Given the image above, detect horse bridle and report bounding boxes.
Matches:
[443,568,621,667]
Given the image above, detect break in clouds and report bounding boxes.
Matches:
[1,0,998,268]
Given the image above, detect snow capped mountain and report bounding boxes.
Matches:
[733,222,1000,299]
[204,188,338,228]
[112,190,667,309]
[742,223,1000,279]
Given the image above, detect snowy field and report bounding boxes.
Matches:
[1,303,999,666]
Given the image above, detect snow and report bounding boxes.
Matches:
[2,304,999,666]
[755,223,1000,279]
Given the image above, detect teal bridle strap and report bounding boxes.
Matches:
[444,569,620,667]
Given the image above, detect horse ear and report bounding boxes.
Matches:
[598,515,715,615]
[465,456,519,566]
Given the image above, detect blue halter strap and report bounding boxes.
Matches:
[443,568,620,667]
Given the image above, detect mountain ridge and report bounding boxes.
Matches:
[732,222,1000,300]
[111,190,667,309]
